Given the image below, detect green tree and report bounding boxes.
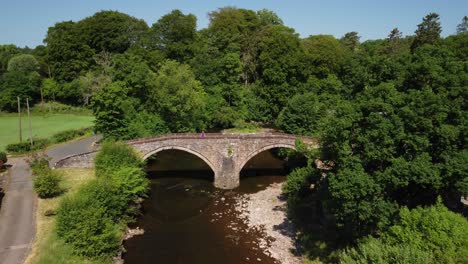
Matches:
[44,21,94,81]
[148,60,207,132]
[91,81,136,139]
[0,44,21,74]
[7,54,39,73]
[456,16,468,35]
[340,31,360,51]
[257,9,283,26]
[149,9,197,62]
[302,35,346,78]
[411,13,442,51]
[77,11,148,54]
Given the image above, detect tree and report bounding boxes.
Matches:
[411,13,442,51]
[44,21,94,81]
[77,11,148,54]
[0,44,21,74]
[276,92,326,136]
[257,9,283,26]
[456,16,468,35]
[302,35,346,78]
[341,31,360,51]
[91,81,136,139]
[148,60,207,132]
[384,28,404,55]
[7,54,39,73]
[149,10,197,62]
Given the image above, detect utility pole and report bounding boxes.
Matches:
[17,97,22,143]
[26,98,33,148]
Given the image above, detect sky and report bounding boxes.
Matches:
[1,0,467,47]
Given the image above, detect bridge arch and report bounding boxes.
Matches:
[142,146,217,175]
[238,143,296,172]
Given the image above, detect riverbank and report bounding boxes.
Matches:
[235,182,301,264]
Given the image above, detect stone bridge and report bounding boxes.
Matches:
[56,133,318,189]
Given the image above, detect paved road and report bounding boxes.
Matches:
[0,158,35,264]
[45,135,101,167]
[0,136,100,264]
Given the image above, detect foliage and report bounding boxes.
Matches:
[411,13,442,50]
[0,151,7,164]
[110,167,149,205]
[51,128,91,143]
[33,169,63,198]
[94,142,142,178]
[340,201,468,263]
[148,60,207,132]
[56,181,122,257]
[339,237,432,264]
[7,54,39,73]
[30,155,63,198]
[56,141,147,258]
[6,138,50,154]
[149,9,197,62]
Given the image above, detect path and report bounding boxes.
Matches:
[0,136,100,264]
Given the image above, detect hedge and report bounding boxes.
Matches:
[52,128,91,144]
[6,138,50,154]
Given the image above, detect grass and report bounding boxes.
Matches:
[223,127,262,133]
[24,168,111,264]
[0,113,94,151]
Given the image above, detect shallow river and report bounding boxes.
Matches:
[123,150,300,264]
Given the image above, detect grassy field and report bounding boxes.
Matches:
[24,168,111,264]
[0,113,94,151]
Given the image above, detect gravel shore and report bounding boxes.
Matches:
[235,182,301,264]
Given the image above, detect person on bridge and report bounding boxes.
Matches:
[200,131,206,138]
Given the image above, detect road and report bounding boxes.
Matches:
[0,136,100,264]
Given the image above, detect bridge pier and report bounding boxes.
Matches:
[214,157,240,189]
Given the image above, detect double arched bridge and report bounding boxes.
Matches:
[56,133,318,189]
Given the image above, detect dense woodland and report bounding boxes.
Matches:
[1,8,467,262]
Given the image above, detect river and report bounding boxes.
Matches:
[123,149,303,264]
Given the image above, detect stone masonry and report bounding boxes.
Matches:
[55,133,318,189]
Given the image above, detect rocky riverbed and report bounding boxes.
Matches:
[235,182,301,264]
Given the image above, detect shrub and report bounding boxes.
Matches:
[94,142,142,178]
[6,138,50,154]
[30,156,63,198]
[111,167,149,204]
[340,237,433,264]
[339,200,468,264]
[0,151,7,166]
[56,190,121,257]
[52,128,91,143]
[33,170,63,198]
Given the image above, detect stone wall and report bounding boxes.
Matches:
[54,133,318,189]
[54,151,97,169]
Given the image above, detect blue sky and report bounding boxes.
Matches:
[1,0,467,47]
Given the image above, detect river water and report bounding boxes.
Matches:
[123,149,302,264]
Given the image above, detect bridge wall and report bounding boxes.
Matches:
[55,133,317,189]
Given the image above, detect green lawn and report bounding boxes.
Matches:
[0,113,94,151]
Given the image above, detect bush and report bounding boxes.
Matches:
[30,155,63,198]
[56,187,121,257]
[0,151,7,166]
[6,138,50,154]
[33,170,63,198]
[340,237,432,264]
[56,142,148,258]
[339,200,468,264]
[31,101,91,114]
[94,142,142,178]
[52,128,91,143]
[111,167,149,205]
